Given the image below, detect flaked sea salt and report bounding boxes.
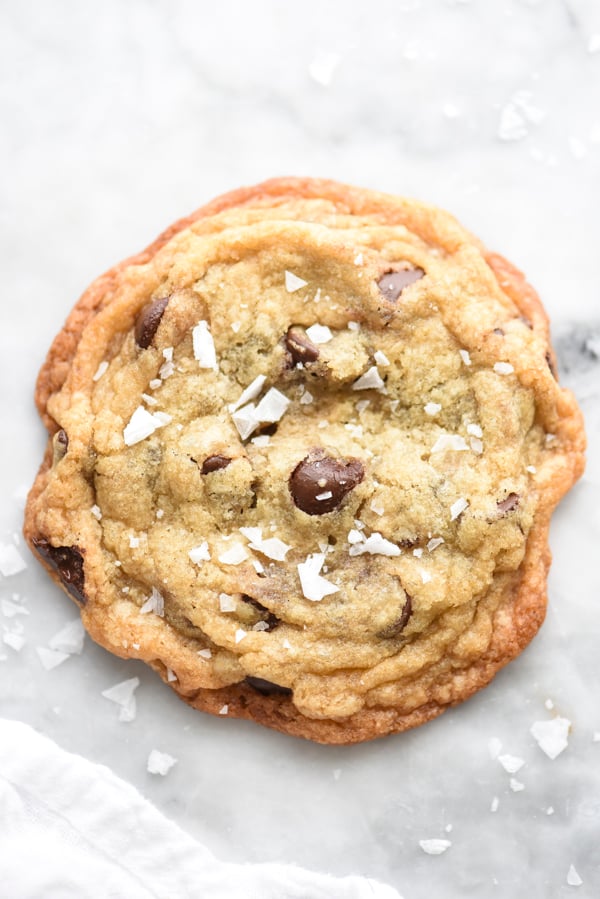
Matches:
[101,677,140,722]
[140,587,164,617]
[349,533,400,557]
[192,321,218,370]
[530,717,571,759]
[419,839,451,855]
[285,271,308,293]
[352,366,384,391]
[189,542,210,563]
[494,361,514,375]
[147,749,177,776]
[450,498,469,521]
[297,553,339,602]
[306,324,333,344]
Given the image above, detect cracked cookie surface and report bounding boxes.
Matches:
[24,178,585,743]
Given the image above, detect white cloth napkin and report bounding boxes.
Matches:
[0,719,402,899]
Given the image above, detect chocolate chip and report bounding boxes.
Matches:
[377,268,425,301]
[285,327,320,365]
[32,538,86,604]
[493,328,505,336]
[497,493,520,514]
[52,429,68,464]
[377,595,413,639]
[289,450,364,515]
[241,595,280,631]
[134,296,170,348]
[244,676,292,696]
[201,454,231,475]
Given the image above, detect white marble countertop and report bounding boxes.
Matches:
[1,1,600,896]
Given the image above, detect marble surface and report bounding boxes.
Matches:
[1,1,600,896]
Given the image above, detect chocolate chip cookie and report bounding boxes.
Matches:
[24,178,585,743]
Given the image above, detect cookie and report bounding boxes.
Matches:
[24,178,585,744]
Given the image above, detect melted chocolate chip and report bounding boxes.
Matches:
[244,676,292,696]
[377,268,425,301]
[289,450,364,515]
[497,493,520,514]
[285,328,320,365]
[52,429,69,464]
[241,595,280,631]
[134,296,170,348]
[493,327,505,336]
[201,454,231,475]
[32,538,86,604]
[377,595,413,639]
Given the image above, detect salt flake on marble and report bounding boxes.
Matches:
[49,618,85,655]
[101,677,140,722]
[0,543,27,577]
[1,598,29,618]
[588,34,600,54]
[530,717,571,759]
[567,865,583,887]
[498,91,545,142]
[147,749,177,776]
[419,839,451,855]
[490,796,500,813]
[509,778,525,792]
[36,646,70,671]
[498,754,525,774]
[488,737,502,759]
[593,732,600,743]
[192,321,218,370]
[305,324,333,344]
[308,52,341,86]
[3,632,25,651]
[568,136,587,160]
[285,271,308,293]
[298,553,339,602]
